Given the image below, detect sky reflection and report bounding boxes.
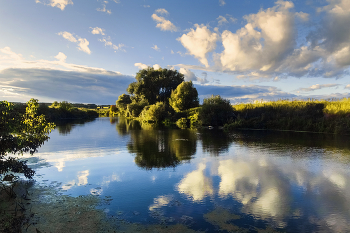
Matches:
[26,118,350,232]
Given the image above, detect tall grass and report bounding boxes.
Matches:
[225,98,350,134]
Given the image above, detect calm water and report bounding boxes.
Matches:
[26,117,350,232]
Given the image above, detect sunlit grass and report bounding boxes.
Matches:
[225,98,350,134]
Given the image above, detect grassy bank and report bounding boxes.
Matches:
[225,98,350,134]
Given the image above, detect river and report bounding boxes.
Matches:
[24,117,350,232]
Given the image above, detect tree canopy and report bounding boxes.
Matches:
[127,67,184,105]
[1,99,55,180]
[169,81,199,112]
[199,95,235,126]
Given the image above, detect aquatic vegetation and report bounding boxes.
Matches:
[225,98,350,134]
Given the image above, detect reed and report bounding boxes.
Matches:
[225,98,350,134]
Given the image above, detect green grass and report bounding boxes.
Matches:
[225,98,350,134]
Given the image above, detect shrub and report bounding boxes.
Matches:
[139,102,168,123]
[199,95,234,126]
[176,118,187,129]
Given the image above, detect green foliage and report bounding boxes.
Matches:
[116,94,132,114]
[127,67,184,105]
[126,99,149,118]
[169,81,199,112]
[139,102,168,123]
[225,98,350,134]
[0,99,55,180]
[176,118,188,129]
[199,95,234,126]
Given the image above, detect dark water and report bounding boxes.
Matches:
[27,117,350,232]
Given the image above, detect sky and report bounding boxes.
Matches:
[0,0,350,104]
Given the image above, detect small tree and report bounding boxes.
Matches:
[199,95,234,126]
[1,99,55,181]
[116,94,132,113]
[140,102,168,123]
[169,81,199,112]
[127,67,184,105]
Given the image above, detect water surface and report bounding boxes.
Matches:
[27,117,350,232]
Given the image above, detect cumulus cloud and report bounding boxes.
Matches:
[134,63,148,70]
[151,10,178,32]
[178,24,219,67]
[296,84,339,92]
[211,0,350,79]
[220,1,296,73]
[219,0,226,6]
[90,27,105,35]
[54,52,67,62]
[179,68,208,84]
[58,31,91,54]
[36,0,73,10]
[99,37,125,52]
[155,8,169,15]
[152,45,160,51]
[217,15,236,26]
[0,47,23,60]
[97,1,112,14]
[153,64,161,70]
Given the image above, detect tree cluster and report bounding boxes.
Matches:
[112,67,235,128]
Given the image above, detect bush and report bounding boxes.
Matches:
[139,102,168,123]
[126,99,149,118]
[199,95,234,126]
[169,81,199,112]
[176,118,187,129]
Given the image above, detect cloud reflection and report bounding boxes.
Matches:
[177,163,213,202]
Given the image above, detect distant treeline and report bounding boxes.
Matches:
[226,98,350,135]
[10,101,99,122]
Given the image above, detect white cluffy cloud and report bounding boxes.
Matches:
[220,1,295,73]
[57,31,91,54]
[155,8,169,15]
[134,63,148,70]
[97,0,112,14]
[90,27,105,35]
[219,0,226,6]
[151,9,178,32]
[179,68,208,84]
[152,45,160,51]
[178,24,219,67]
[217,14,236,26]
[99,37,125,52]
[134,63,160,70]
[296,84,339,93]
[36,0,73,10]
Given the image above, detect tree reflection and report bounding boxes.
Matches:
[199,129,233,156]
[116,117,141,136]
[118,120,197,169]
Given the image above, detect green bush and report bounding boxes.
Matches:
[169,81,199,112]
[126,99,149,118]
[199,95,234,126]
[176,117,187,129]
[139,102,168,123]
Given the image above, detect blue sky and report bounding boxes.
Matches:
[0,0,349,104]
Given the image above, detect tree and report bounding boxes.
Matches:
[199,95,234,126]
[1,99,55,181]
[127,67,184,105]
[116,94,132,112]
[169,81,199,112]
